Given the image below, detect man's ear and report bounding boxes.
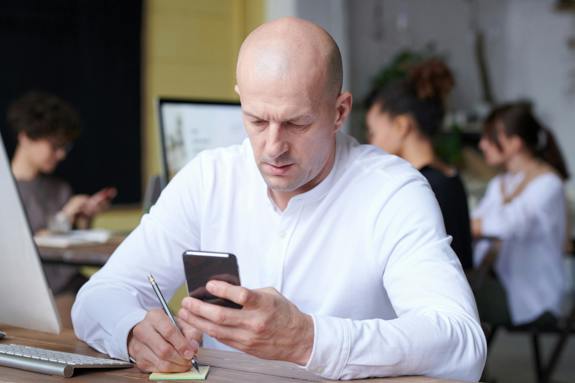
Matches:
[234,84,240,96]
[334,91,352,132]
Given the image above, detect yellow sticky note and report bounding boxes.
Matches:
[149,366,210,381]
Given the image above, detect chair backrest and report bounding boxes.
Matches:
[142,174,166,213]
[469,238,501,293]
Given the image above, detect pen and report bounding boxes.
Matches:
[148,274,200,373]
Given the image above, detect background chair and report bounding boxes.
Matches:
[470,239,575,383]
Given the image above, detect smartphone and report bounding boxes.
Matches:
[182,250,242,309]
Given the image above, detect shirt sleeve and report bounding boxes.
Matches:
[57,180,74,210]
[304,176,486,381]
[480,175,564,239]
[71,157,204,360]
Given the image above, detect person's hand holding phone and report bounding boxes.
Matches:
[127,308,202,373]
[82,187,117,217]
[178,281,315,366]
[59,187,117,227]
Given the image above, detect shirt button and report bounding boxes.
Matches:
[278,230,286,238]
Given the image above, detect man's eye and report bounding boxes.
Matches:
[252,120,266,125]
[287,122,308,129]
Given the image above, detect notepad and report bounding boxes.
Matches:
[34,229,112,248]
[149,366,210,381]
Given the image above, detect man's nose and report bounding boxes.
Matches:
[265,123,288,159]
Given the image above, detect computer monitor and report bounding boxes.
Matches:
[0,134,61,334]
[158,98,245,181]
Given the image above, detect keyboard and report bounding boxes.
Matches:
[0,343,132,377]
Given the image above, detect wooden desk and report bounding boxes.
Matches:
[38,235,124,267]
[0,326,467,382]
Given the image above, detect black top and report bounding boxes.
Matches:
[419,165,473,270]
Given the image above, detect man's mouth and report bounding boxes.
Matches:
[263,162,294,176]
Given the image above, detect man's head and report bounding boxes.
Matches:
[8,91,80,174]
[235,17,352,206]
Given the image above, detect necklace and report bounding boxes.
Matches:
[499,160,553,204]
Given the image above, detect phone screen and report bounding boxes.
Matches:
[182,250,242,309]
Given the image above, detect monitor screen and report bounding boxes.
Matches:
[0,134,61,334]
[158,99,245,181]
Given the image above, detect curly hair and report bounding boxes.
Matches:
[365,58,454,138]
[7,91,81,143]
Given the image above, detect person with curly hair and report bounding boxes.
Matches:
[364,59,473,270]
[7,91,116,325]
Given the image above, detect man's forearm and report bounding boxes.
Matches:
[305,311,486,381]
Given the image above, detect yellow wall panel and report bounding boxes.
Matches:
[97,0,264,232]
[143,0,263,182]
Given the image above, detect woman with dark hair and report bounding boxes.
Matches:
[472,101,569,326]
[365,59,473,270]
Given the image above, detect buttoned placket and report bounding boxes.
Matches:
[264,194,303,292]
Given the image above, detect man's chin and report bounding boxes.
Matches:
[262,175,299,193]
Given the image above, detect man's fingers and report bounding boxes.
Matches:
[181,296,244,327]
[206,280,254,307]
[179,305,238,341]
[129,335,190,373]
[176,316,203,345]
[153,315,198,360]
[147,330,190,367]
[133,314,191,366]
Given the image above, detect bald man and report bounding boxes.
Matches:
[73,17,486,381]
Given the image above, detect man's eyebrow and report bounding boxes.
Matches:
[243,111,263,120]
[243,110,313,122]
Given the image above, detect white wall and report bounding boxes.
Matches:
[497,0,575,192]
[347,0,575,191]
[264,0,575,193]
[347,0,505,109]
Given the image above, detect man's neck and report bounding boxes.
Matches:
[11,148,38,181]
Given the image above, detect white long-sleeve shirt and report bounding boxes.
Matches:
[472,172,567,325]
[72,133,486,381]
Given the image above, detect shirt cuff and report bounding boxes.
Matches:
[110,308,147,360]
[303,314,352,380]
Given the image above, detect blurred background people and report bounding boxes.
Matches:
[472,101,570,327]
[365,59,473,271]
[7,91,117,326]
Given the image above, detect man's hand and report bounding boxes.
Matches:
[127,309,201,372]
[178,281,314,365]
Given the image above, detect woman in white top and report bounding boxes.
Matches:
[472,101,570,326]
